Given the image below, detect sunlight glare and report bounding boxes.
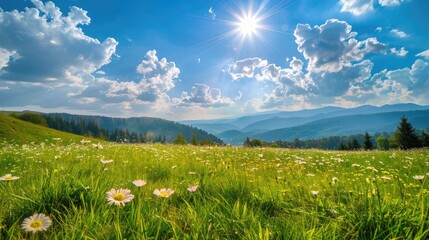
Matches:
[238,14,260,36]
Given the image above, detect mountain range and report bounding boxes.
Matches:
[181,103,429,145]
[9,112,222,144]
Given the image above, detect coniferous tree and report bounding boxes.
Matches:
[363,132,373,150]
[376,136,389,150]
[394,116,421,149]
[191,134,199,145]
[243,137,252,147]
[421,131,429,148]
[173,133,187,145]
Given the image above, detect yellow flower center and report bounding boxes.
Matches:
[29,220,43,229]
[159,191,169,198]
[113,193,125,201]
[5,176,13,180]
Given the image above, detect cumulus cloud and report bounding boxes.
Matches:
[136,50,180,101]
[228,57,268,80]
[229,19,392,108]
[409,59,429,97]
[375,27,383,32]
[339,0,374,16]
[310,60,373,97]
[173,83,233,107]
[344,59,429,104]
[294,19,386,72]
[416,50,429,59]
[0,0,118,86]
[391,29,408,38]
[390,47,408,57]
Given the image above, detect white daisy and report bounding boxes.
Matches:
[187,185,198,192]
[153,188,174,198]
[413,175,425,180]
[21,213,51,233]
[0,174,20,181]
[106,188,134,206]
[132,179,147,187]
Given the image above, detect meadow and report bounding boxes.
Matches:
[1,140,429,239]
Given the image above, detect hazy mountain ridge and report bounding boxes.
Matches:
[234,110,429,144]
[181,104,429,145]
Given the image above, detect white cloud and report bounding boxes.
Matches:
[375,27,382,32]
[378,0,404,6]
[391,29,408,38]
[136,50,180,101]
[390,47,408,57]
[409,59,429,97]
[339,0,374,16]
[416,50,429,59]
[173,83,233,107]
[340,0,408,16]
[310,60,374,97]
[294,19,386,72]
[208,7,216,20]
[0,48,19,70]
[0,0,118,86]
[344,59,429,104]
[228,57,268,80]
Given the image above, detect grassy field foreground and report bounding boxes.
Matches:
[1,141,429,239]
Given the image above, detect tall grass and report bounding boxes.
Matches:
[0,140,428,239]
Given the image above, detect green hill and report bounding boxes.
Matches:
[0,113,93,144]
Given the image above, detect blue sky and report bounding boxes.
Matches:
[0,0,428,120]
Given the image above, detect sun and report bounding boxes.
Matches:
[237,14,260,36]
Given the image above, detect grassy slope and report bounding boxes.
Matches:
[0,113,93,144]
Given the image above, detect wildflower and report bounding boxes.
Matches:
[100,159,113,164]
[187,185,198,192]
[332,177,338,185]
[351,163,360,167]
[106,188,134,206]
[153,188,174,198]
[311,190,319,195]
[21,213,51,233]
[0,174,20,181]
[306,173,315,177]
[413,175,425,180]
[132,179,147,187]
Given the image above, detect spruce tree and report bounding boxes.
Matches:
[394,116,421,149]
[173,133,187,145]
[421,131,429,148]
[191,134,199,145]
[363,132,373,150]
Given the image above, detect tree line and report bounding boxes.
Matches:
[244,116,429,150]
[11,112,219,145]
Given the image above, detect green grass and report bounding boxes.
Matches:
[0,113,95,144]
[1,140,429,239]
